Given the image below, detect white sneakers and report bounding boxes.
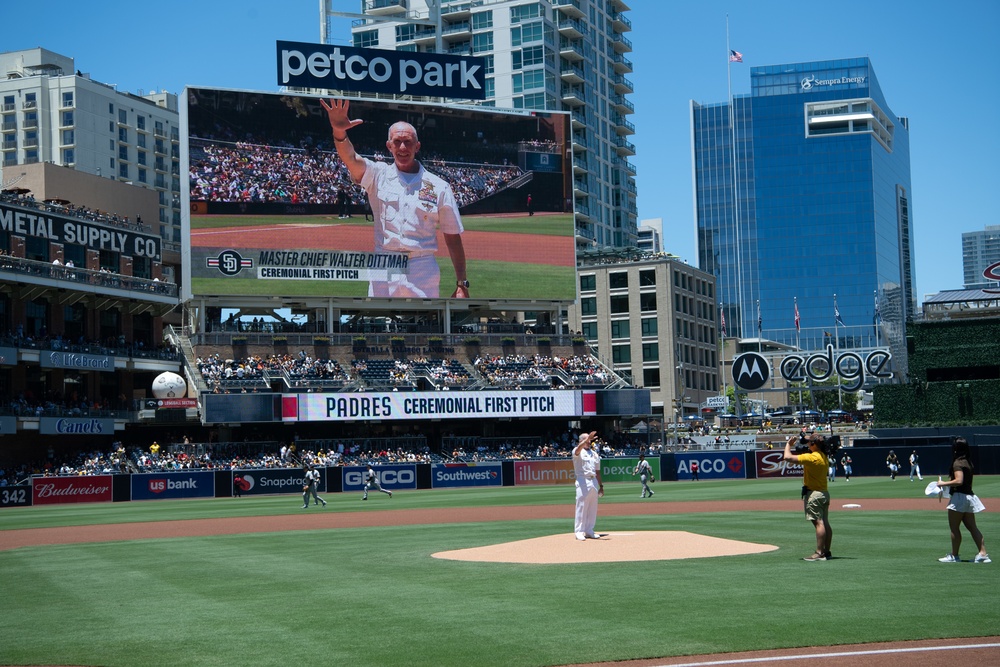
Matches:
[575,532,587,541]
[938,554,959,562]
[974,553,992,564]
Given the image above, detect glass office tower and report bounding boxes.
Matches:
[692,58,914,377]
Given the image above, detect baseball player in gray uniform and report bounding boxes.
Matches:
[302,464,327,508]
[362,463,393,500]
[634,453,654,498]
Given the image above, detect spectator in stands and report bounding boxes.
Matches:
[321,98,469,300]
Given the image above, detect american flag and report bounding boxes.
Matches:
[794,299,801,333]
[729,50,744,63]
[720,308,727,337]
[757,300,762,335]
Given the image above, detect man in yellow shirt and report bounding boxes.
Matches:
[784,433,832,561]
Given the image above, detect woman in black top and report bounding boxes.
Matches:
[936,437,990,563]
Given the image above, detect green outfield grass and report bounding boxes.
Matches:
[2,477,998,667]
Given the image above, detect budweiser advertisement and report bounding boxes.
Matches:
[33,475,113,505]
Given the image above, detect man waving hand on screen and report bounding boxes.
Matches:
[321,98,469,299]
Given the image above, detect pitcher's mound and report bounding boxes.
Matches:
[432,531,778,564]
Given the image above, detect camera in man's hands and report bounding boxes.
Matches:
[795,434,841,455]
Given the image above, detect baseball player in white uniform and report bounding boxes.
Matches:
[302,464,327,508]
[572,431,604,540]
[634,453,654,498]
[362,463,393,500]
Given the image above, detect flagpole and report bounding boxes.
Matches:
[795,297,802,407]
[834,294,842,410]
[725,16,745,339]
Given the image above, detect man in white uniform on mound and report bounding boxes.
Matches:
[572,431,604,540]
[322,98,469,299]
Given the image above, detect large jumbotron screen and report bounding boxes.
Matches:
[182,87,575,301]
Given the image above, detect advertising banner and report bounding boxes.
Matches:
[513,459,575,486]
[40,351,115,372]
[231,468,317,496]
[600,457,661,483]
[288,390,581,422]
[342,465,417,492]
[431,462,503,488]
[33,475,113,505]
[754,450,804,478]
[674,451,747,481]
[131,471,215,501]
[0,202,161,259]
[39,417,116,435]
[185,88,575,302]
[0,485,32,508]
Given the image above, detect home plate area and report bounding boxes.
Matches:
[432,531,778,564]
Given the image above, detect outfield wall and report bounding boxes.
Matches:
[5,447,998,507]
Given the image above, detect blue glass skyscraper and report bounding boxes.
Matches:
[692,58,914,377]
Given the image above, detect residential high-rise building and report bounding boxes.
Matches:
[962,225,1000,290]
[0,48,183,253]
[327,0,637,251]
[691,57,914,378]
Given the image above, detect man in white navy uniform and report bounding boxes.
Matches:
[322,98,469,299]
[572,431,604,540]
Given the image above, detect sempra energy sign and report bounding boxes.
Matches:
[277,41,486,99]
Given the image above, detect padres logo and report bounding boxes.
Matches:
[206,249,253,276]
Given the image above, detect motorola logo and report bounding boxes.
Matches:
[732,352,769,390]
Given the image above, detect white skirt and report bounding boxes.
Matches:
[947,492,986,514]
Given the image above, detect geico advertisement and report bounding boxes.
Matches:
[432,463,502,488]
[513,460,575,486]
[131,471,215,500]
[674,452,747,480]
[342,465,416,492]
[600,457,661,483]
[755,450,805,478]
[231,469,317,496]
[290,390,581,422]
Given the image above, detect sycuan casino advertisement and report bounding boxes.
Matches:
[183,88,575,302]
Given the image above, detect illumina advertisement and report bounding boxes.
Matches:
[183,87,575,301]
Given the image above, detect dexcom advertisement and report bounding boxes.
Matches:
[184,87,575,302]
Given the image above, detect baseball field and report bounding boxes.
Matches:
[2,475,998,666]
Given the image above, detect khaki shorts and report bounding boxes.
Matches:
[804,490,830,522]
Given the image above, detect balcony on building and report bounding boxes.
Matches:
[364,0,407,15]
[573,155,588,175]
[440,0,472,19]
[553,0,585,20]
[612,113,635,136]
[573,178,589,199]
[612,52,633,74]
[611,94,635,115]
[559,38,585,62]
[557,16,586,40]
[561,85,585,107]
[614,136,636,157]
[609,0,631,12]
[441,20,471,41]
[575,222,596,245]
[611,34,633,54]
[560,63,585,85]
[610,12,632,33]
[613,73,634,95]
[571,131,586,152]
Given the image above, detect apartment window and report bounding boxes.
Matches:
[395,24,416,41]
[639,269,656,287]
[579,274,596,291]
[580,296,597,316]
[512,45,544,70]
[612,344,631,363]
[118,127,128,143]
[118,109,127,124]
[23,111,37,128]
[482,54,494,75]
[137,133,146,148]
[137,115,145,131]
[118,145,129,161]
[61,110,74,127]
[484,78,494,98]
[471,10,493,30]
[513,69,544,93]
[610,319,629,339]
[640,317,657,336]
[510,3,542,23]
[472,33,493,53]
[642,368,661,388]
[354,30,378,48]
[512,21,543,47]
[609,272,628,289]
[118,162,129,179]
[642,343,659,362]
[639,292,657,312]
[609,295,629,314]
[109,103,114,114]
[154,120,164,135]
[4,94,16,111]
[24,92,36,109]
[61,129,74,145]
[61,148,74,164]
[514,93,546,110]
[581,322,597,340]
[137,150,146,166]
[138,167,147,184]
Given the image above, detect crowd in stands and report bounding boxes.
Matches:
[473,353,610,388]
[188,137,524,209]
[197,352,351,392]
[2,329,177,361]
[0,190,148,233]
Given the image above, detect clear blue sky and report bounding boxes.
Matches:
[9,1,999,301]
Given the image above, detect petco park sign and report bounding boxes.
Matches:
[277,41,485,99]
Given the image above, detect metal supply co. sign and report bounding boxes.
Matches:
[277,41,486,99]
